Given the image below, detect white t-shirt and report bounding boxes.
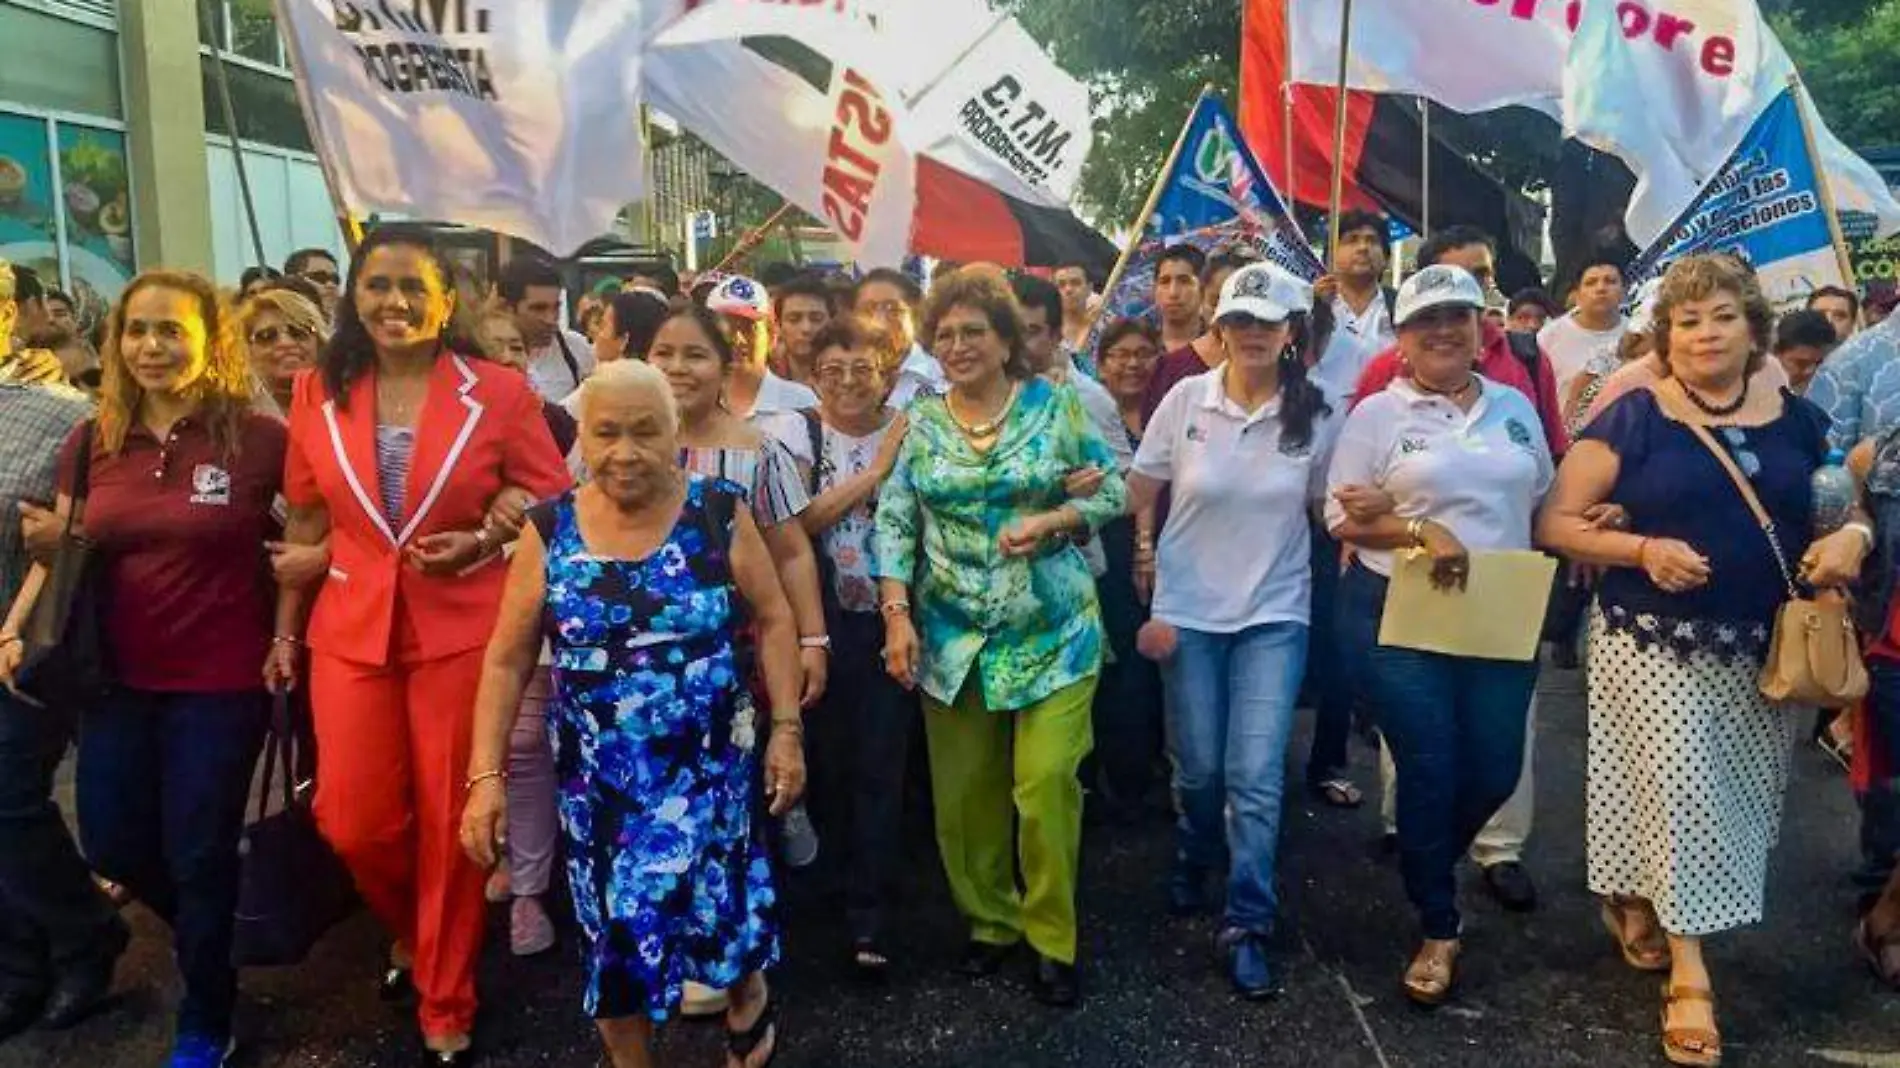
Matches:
[742,371,822,464]
[812,420,896,613]
[1133,369,1341,632]
[887,344,947,410]
[1324,375,1554,578]
[1537,312,1627,399]
[526,328,596,401]
[1311,291,1394,406]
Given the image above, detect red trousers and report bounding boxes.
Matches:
[310,648,487,1038]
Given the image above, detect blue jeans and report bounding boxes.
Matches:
[1161,621,1308,934]
[77,688,267,1038]
[1339,563,1536,939]
[1303,522,1354,784]
[1860,660,1900,895]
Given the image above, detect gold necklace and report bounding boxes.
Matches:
[947,381,1021,439]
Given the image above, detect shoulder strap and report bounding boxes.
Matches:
[1650,381,1797,597]
[800,408,823,496]
[698,483,738,554]
[552,331,581,387]
[62,420,95,534]
[1507,331,1541,375]
[526,497,560,548]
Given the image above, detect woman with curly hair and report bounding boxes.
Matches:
[1,269,282,1067]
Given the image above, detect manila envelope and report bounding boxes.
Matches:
[1377,549,1558,663]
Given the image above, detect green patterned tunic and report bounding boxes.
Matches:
[873,377,1126,709]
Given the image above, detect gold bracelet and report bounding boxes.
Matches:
[1406,518,1426,546]
[464,769,507,792]
[880,600,911,617]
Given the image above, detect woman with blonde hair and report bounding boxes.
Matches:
[1,270,286,1067]
[1541,254,1868,1066]
[236,287,327,420]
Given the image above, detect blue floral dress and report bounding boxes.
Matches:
[539,476,778,1021]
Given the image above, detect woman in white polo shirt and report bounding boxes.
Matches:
[1127,262,1337,1000]
[1326,264,1553,1007]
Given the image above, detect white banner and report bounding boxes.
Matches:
[274,0,650,255]
[1563,0,1900,245]
[1286,0,1900,244]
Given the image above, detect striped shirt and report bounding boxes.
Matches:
[0,382,90,608]
[375,424,415,530]
[680,436,809,528]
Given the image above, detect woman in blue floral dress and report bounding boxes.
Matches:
[461,360,806,1068]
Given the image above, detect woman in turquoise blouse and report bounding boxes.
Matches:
[874,269,1126,1008]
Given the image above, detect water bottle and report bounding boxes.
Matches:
[1811,448,1855,535]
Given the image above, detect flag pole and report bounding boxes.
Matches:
[710,201,798,275]
[1282,0,1297,200]
[1083,84,1213,335]
[200,0,269,270]
[1788,73,1858,293]
[1326,0,1356,270]
[1420,97,1432,236]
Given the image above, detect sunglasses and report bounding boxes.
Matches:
[298,271,341,286]
[250,324,314,346]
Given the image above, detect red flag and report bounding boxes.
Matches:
[1238,0,1377,214]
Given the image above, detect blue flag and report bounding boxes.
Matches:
[1085,93,1321,365]
[1625,88,1848,310]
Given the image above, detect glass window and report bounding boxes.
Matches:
[0,112,63,292]
[200,59,314,153]
[0,6,123,119]
[55,125,135,302]
[227,0,283,67]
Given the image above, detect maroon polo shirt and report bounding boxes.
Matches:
[59,412,287,693]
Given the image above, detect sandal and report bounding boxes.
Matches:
[1659,985,1722,1067]
[725,986,779,1068]
[1401,939,1460,1007]
[1600,896,1670,972]
[1853,917,1900,990]
[851,937,891,981]
[1310,778,1364,809]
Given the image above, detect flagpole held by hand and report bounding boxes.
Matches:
[1326,0,1356,270]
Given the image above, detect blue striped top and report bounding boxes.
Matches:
[375,424,415,531]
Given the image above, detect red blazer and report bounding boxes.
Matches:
[285,353,571,667]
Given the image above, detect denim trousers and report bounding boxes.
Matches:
[1859,660,1900,894]
[807,610,914,942]
[1303,522,1354,785]
[0,688,123,997]
[1161,621,1308,934]
[77,688,268,1037]
[1338,563,1536,939]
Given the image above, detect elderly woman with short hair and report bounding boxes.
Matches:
[460,358,805,1068]
[1540,254,1867,1067]
[874,269,1126,1007]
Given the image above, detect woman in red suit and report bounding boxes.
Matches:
[268,225,570,1065]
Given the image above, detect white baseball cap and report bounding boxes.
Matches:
[705,274,771,321]
[1213,262,1314,325]
[1393,265,1486,327]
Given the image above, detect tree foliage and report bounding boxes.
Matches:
[1014,0,1892,227]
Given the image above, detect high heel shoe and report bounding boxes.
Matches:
[1659,984,1721,1066]
[1402,938,1460,1007]
[1600,895,1671,972]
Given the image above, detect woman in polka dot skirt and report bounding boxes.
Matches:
[1541,255,1870,1067]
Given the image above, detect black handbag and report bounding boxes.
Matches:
[17,420,111,711]
[232,692,357,967]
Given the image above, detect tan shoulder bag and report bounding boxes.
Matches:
[1652,382,1867,707]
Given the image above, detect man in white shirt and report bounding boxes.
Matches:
[707,274,820,424]
[1310,209,1396,407]
[1538,252,1628,399]
[500,257,596,402]
[854,268,944,409]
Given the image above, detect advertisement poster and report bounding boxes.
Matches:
[55,125,134,310]
[0,112,63,299]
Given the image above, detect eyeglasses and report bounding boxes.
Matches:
[250,324,314,346]
[298,271,340,286]
[932,323,993,350]
[816,363,881,386]
[859,299,905,319]
[1102,345,1158,364]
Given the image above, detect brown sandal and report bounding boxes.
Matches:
[1402,939,1460,1007]
[1659,985,1721,1067]
[1600,896,1670,972]
[1854,917,1900,990]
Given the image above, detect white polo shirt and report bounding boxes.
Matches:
[526,328,596,401]
[1311,291,1394,407]
[887,344,947,410]
[1324,375,1553,578]
[1133,368,1341,633]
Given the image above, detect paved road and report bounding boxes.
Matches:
[6,666,1900,1067]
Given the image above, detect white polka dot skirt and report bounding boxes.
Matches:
[1584,609,1797,937]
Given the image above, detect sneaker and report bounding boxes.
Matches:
[168,1032,235,1067]
[779,802,820,869]
[509,895,556,957]
[679,981,729,1017]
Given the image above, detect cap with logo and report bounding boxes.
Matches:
[1213,262,1314,325]
[1393,265,1486,327]
[706,274,770,321]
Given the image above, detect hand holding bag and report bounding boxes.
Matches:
[17,420,111,711]
[1654,382,1868,707]
[232,691,356,967]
